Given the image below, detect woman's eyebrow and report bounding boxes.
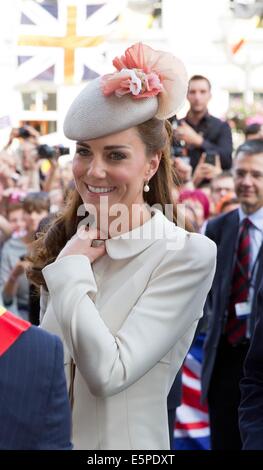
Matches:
[76,142,90,148]
[76,142,131,150]
[104,145,131,150]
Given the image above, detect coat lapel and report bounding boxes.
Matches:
[219,211,240,307]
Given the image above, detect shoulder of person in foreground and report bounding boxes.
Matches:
[205,208,239,240]
[239,284,263,450]
[0,321,72,450]
[29,326,73,450]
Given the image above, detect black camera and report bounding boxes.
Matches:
[55,144,70,156]
[37,144,70,160]
[169,117,186,157]
[18,127,31,138]
[205,150,217,166]
[172,144,186,157]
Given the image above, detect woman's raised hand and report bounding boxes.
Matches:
[57,228,106,264]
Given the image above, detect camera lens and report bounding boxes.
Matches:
[18,127,31,138]
[37,144,56,159]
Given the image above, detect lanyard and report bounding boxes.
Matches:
[236,240,263,289]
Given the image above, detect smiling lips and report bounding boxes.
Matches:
[86,184,116,194]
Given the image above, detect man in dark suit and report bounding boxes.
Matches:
[202,139,263,449]
[0,306,72,450]
[239,280,263,449]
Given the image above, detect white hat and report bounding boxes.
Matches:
[64,42,187,141]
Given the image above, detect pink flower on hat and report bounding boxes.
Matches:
[101,43,164,100]
[101,67,163,100]
[100,42,188,119]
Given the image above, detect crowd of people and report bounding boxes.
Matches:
[0,127,73,321]
[0,41,263,451]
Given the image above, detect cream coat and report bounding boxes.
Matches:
[40,209,216,450]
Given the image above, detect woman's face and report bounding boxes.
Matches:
[73,127,160,216]
[8,209,26,234]
[24,209,49,233]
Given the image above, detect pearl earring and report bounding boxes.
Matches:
[143,181,150,193]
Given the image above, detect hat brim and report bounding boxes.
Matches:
[63,78,158,141]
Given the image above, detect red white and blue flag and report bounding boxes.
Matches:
[16,0,126,85]
[173,334,210,450]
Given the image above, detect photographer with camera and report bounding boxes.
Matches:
[38,144,70,196]
[4,125,40,150]
[3,125,41,191]
[172,75,233,173]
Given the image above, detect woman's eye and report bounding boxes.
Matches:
[109,152,126,161]
[76,148,90,157]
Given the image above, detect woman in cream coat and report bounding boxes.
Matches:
[29,43,216,450]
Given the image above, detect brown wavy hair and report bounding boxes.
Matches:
[28,118,180,288]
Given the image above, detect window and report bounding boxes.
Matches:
[229,92,244,108]
[22,92,37,111]
[43,93,57,111]
[127,0,163,29]
[20,120,57,135]
[47,120,57,133]
[229,0,263,19]
[21,90,57,111]
[254,92,263,108]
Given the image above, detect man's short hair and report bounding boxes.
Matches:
[244,123,262,138]
[235,139,263,158]
[210,171,234,188]
[23,191,50,214]
[188,75,211,90]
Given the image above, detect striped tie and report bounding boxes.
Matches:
[225,217,251,345]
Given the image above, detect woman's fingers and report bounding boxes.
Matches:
[90,242,106,261]
[57,227,106,263]
[75,226,104,243]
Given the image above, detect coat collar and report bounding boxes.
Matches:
[105,208,178,260]
[239,206,263,233]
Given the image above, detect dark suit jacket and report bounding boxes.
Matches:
[201,209,263,401]
[239,281,263,449]
[0,325,72,450]
[167,370,182,410]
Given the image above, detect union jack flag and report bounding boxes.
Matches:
[173,334,211,450]
[16,0,126,85]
